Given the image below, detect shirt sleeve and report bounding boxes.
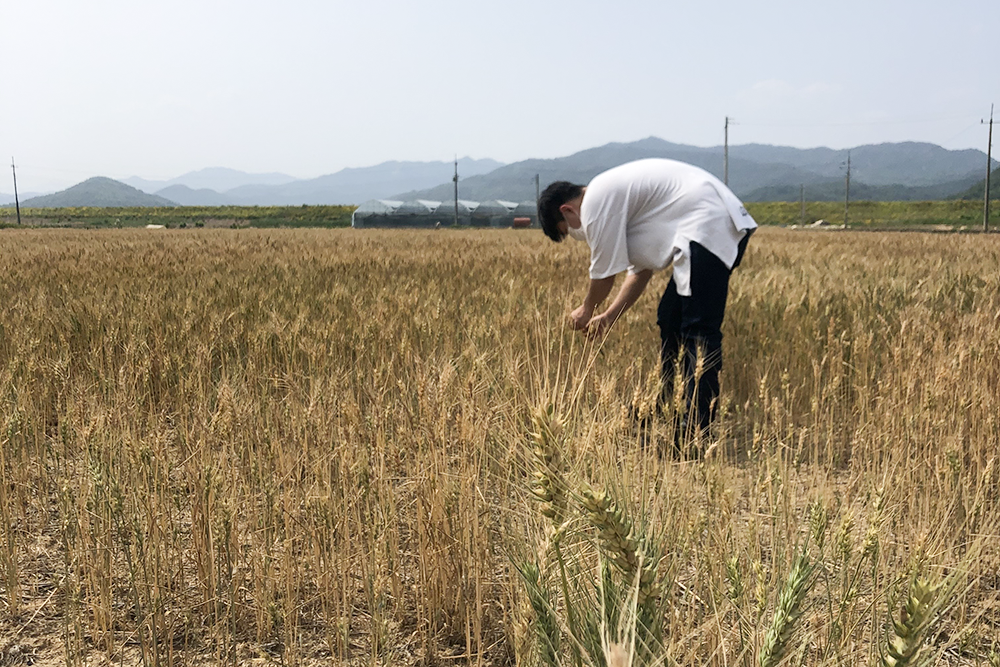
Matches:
[583,187,632,279]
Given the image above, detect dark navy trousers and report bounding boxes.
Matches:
[657,233,751,437]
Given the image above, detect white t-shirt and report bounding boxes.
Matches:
[579,158,757,296]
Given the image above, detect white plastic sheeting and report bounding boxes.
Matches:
[353,198,536,228]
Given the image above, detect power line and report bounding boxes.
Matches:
[938,122,984,148]
[734,113,981,130]
[8,163,98,175]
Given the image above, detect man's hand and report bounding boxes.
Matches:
[569,304,593,330]
[586,312,615,338]
[571,276,616,331]
[571,271,652,339]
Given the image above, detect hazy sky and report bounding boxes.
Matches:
[2,0,998,192]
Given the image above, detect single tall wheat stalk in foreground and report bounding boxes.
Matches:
[759,552,814,667]
[529,406,569,527]
[579,489,662,609]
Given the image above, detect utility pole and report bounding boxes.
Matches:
[11,157,21,226]
[800,184,805,226]
[453,156,459,227]
[535,174,540,202]
[844,151,851,228]
[724,116,730,186]
[984,104,994,233]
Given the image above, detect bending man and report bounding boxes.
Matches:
[537,158,756,454]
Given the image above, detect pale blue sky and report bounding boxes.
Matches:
[2,0,997,192]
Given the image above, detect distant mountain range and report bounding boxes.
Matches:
[394,138,998,203]
[1,158,504,208]
[17,177,174,208]
[2,139,996,208]
[132,158,504,206]
[122,167,298,194]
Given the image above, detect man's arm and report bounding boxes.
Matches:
[586,269,653,337]
[569,276,616,330]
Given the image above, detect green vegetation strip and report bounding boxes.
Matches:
[0,204,357,229]
[747,199,995,228]
[1,199,997,229]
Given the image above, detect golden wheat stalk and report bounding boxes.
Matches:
[579,488,661,608]
[529,406,570,527]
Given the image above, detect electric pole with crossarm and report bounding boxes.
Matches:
[453,157,459,227]
[11,157,21,225]
[724,116,730,186]
[844,151,851,228]
[984,105,994,233]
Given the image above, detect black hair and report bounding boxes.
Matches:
[537,180,584,242]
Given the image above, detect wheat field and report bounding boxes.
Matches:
[0,227,997,666]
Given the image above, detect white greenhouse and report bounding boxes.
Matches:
[352,198,536,229]
[351,200,403,228]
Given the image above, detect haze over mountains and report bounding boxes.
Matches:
[131,159,504,206]
[2,139,996,208]
[397,138,997,203]
[123,168,299,194]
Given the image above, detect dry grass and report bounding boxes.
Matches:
[0,227,997,666]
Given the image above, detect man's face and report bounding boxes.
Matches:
[557,216,587,243]
[556,219,569,240]
[557,198,583,240]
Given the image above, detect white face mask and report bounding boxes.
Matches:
[566,226,587,242]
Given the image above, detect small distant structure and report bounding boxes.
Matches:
[435,200,479,226]
[352,198,536,229]
[351,199,403,228]
[145,224,166,229]
[512,201,538,227]
[394,199,443,227]
[471,200,518,227]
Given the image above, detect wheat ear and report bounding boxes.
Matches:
[759,552,814,667]
[579,488,661,608]
[881,578,940,667]
[529,406,569,527]
[520,561,561,667]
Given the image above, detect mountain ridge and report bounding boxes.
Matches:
[124,167,298,194]
[207,158,504,205]
[18,177,176,208]
[4,140,996,208]
[394,137,997,203]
